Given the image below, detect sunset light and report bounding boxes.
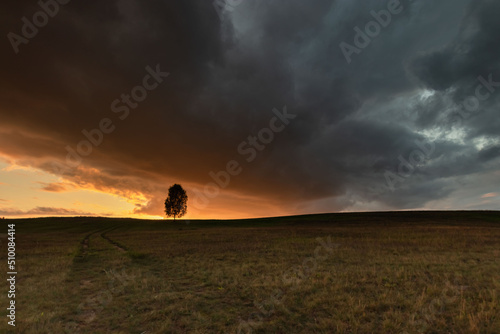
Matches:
[1,1,499,332]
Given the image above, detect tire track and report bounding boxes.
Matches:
[74,227,116,261]
[75,229,100,260]
[101,227,128,252]
[68,225,131,332]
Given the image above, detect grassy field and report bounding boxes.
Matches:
[1,211,499,333]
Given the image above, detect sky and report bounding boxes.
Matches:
[0,0,499,219]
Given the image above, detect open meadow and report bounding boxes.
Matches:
[1,211,499,333]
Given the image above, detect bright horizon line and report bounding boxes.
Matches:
[3,209,499,221]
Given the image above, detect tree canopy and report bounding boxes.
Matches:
[164,184,188,221]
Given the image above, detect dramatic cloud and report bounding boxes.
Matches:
[0,0,498,218]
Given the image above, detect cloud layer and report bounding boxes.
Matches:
[0,0,499,217]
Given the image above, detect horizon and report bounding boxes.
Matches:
[3,209,500,222]
[1,0,500,219]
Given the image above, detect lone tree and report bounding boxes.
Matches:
[164,184,188,221]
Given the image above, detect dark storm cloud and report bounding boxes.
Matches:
[0,0,498,217]
[410,0,500,91]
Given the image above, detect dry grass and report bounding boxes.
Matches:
[0,211,499,333]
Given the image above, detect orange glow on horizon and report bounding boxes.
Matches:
[0,159,283,220]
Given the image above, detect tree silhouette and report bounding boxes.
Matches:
[164,184,188,221]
